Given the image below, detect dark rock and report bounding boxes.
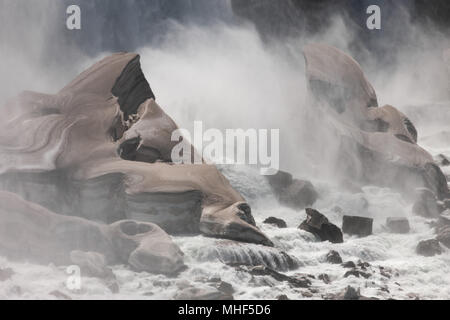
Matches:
[266,171,318,209]
[379,266,392,279]
[357,261,371,270]
[412,188,440,218]
[386,217,410,234]
[299,208,343,243]
[344,269,372,279]
[416,239,442,257]
[337,286,361,300]
[436,154,450,167]
[0,267,14,282]
[213,281,235,296]
[318,273,331,284]
[244,265,311,288]
[263,217,287,229]
[342,215,373,237]
[342,261,356,268]
[279,179,318,209]
[277,294,289,300]
[265,170,293,190]
[302,291,313,298]
[326,250,343,264]
[436,226,450,248]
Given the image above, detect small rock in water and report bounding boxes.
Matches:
[436,154,450,166]
[386,217,410,234]
[207,278,235,296]
[436,225,450,248]
[0,267,14,282]
[299,208,343,243]
[263,217,287,228]
[266,171,318,209]
[344,269,372,279]
[318,273,331,284]
[342,261,356,268]
[326,250,343,264]
[416,239,442,256]
[357,260,371,270]
[412,188,440,218]
[342,215,373,237]
[277,294,290,300]
[337,286,361,300]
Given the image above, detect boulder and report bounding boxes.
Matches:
[436,226,450,248]
[386,217,410,234]
[318,274,331,284]
[299,208,343,243]
[207,279,235,296]
[342,261,356,269]
[412,188,440,218]
[336,286,361,300]
[342,215,373,237]
[263,217,287,228]
[416,239,442,257]
[0,53,272,247]
[326,250,343,264]
[302,44,450,201]
[0,191,186,275]
[266,171,318,209]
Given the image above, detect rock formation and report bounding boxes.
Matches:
[303,43,450,201]
[342,215,373,237]
[0,53,272,249]
[0,191,185,275]
[299,208,343,243]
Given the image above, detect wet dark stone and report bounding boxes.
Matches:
[326,250,343,264]
[416,239,442,257]
[299,208,343,243]
[342,215,373,237]
[342,261,356,269]
[344,269,372,279]
[263,217,287,229]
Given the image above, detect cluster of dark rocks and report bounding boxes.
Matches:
[298,208,374,242]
